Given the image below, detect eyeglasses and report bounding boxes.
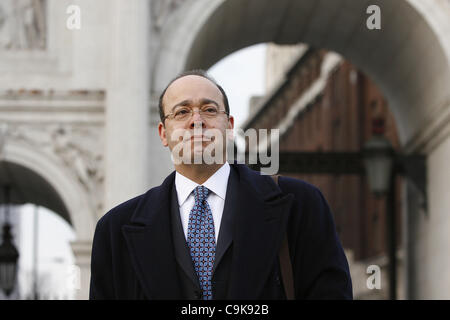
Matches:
[162,105,229,122]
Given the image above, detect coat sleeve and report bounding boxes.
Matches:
[89,215,115,299]
[281,177,353,299]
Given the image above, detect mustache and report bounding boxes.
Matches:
[170,128,224,142]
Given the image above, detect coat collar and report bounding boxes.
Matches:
[122,164,294,299]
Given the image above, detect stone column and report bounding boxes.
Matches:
[104,0,150,212]
[71,240,92,300]
[417,133,450,298]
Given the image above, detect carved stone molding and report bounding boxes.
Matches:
[1,122,105,213]
[0,0,46,50]
[151,0,186,31]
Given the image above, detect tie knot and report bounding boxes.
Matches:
[193,185,210,203]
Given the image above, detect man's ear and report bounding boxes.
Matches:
[228,115,234,130]
[158,122,168,147]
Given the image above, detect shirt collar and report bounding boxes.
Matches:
[175,162,231,206]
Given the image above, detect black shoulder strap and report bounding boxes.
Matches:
[270,175,295,300]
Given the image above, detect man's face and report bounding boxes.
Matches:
[158,75,234,165]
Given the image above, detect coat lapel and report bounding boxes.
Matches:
[121,172,182,299]
[170,184,201,290]
[227,164,294,299]
[212,166,237,274]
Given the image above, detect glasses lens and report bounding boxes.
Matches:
[173,107,191,120]
[172,106,221,120]
[200,105,219,117]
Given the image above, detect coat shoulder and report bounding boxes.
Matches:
[93,197,141,240]
[95,186,160,231]
[276,175,334,227]
[98,194,142,226]
[231,163,325,203]
[278,175,325,200]
[94,170,175,233]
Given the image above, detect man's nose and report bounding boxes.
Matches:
[189,111,206,129]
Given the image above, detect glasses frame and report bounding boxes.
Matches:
[162,106,229,123]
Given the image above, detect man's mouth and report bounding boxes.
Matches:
[190,135,213,141]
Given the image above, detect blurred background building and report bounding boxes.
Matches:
[1,0,450,300]
[244,43,404,299]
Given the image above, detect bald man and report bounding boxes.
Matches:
[89,70,353,300]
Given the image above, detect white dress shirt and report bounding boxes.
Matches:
[175,162,230,243]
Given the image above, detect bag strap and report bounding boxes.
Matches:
[270,175,295,300]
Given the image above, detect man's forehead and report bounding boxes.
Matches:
[164,75,223,104]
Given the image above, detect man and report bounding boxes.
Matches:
[89,70,353,300]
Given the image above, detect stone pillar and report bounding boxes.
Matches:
[104,0,150,212]
[71,240,92,300]
[418,133,450,298]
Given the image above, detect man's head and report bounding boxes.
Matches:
[158,70,230,125]
[157,70,234,166]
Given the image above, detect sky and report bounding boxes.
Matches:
[2,43,268,300]
[17,205,77,299]
[208,43,267,131]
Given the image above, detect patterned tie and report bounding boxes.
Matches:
[187,185,216,300]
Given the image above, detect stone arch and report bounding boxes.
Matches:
[1,142,95,241]
[153,0,450,150]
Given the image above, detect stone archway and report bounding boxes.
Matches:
[154,0,450,147]
[152,0,450,298]
[0,142,95,299]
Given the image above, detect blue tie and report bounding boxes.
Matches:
[187,185,216,300]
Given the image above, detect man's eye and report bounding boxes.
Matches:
[204,107,217,113]
[176,109,190,115]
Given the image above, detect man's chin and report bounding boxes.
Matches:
[169,140,226,165]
